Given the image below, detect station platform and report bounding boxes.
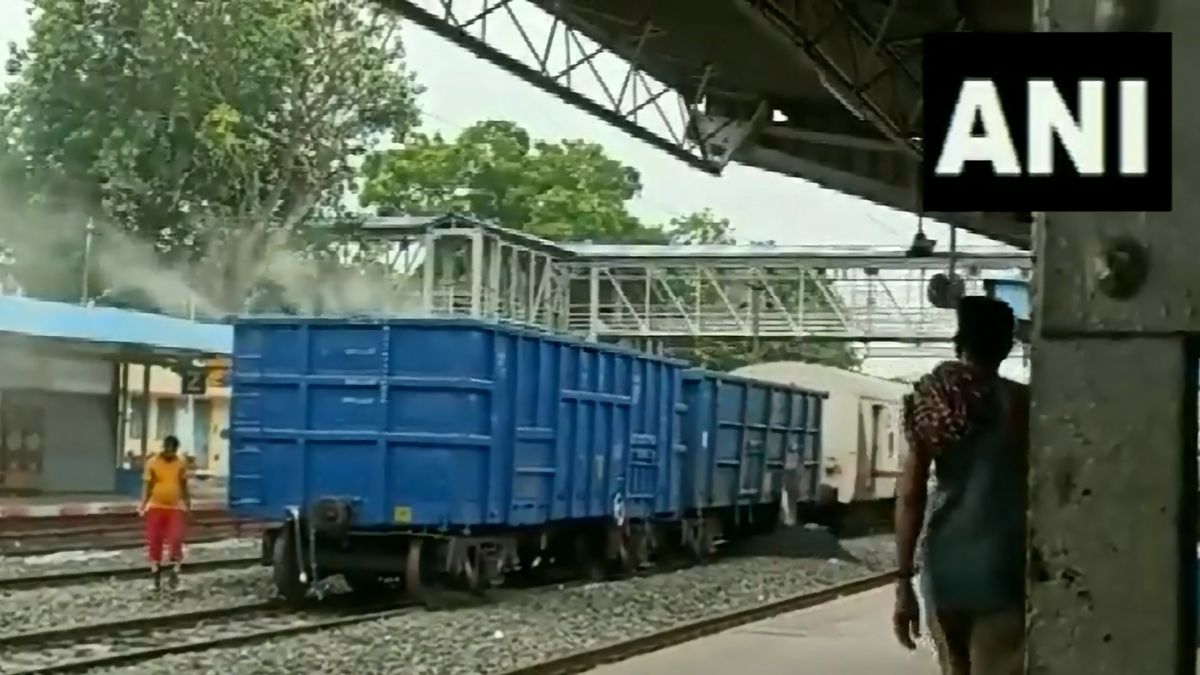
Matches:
[0,483,227,518]
[592,586,938,675]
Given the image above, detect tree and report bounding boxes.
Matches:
[661,210,862,371]
[361,122,857,371]
[0,0,421,310]
[663,210,737,246]
[360,120,664,243]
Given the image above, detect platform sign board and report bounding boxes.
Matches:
[921,32,1171,213]
[179,368,207,396]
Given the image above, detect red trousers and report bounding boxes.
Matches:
[145,507,186,565]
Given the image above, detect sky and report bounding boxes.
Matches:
[0,0,1028,380]
[0,0,1015,250]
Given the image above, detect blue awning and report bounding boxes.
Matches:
[0,296,232,358]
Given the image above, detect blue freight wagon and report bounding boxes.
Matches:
[679,370,826,548]
[229,317,686,599]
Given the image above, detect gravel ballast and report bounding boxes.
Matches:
[0,566,275,634]
[0,538,260,580]
[87,532,895,675]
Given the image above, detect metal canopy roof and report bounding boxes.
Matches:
[380,0,1035,250]
[0,296,232,363]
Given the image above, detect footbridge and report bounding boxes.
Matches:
[357,215,1030,358]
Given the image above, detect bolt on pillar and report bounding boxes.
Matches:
[1028,0,1198,673]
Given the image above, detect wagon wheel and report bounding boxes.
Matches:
[405,538,433,604]
[684,521,707,565]
[459,548,490,596]
[686,518,717,565]
[610,523,645,577]
[515,539,545,582]
[573,531,607,581]
[271,527,308,605]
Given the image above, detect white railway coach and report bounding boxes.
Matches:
[732,361,910,504]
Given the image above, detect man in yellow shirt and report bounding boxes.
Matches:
[140,435,191,591]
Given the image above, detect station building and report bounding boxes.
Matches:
[0,294,230,495]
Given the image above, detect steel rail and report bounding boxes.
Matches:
[0,600,274,649]
[0,556,261,591]
[2,600,419,675]
[1,532,267,559]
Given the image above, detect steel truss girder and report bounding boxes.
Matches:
[1027,0,1199,673]
[732,0,945,156]
[378,0,747,173]
[570,260,994,342]
[357,218,1029,345]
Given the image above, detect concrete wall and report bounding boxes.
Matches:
[0,347,117,493]
[0,348,114,394]
[35,391,116,492]
[0,345,233,493]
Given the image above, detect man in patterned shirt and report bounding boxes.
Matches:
[892,296,1029,675]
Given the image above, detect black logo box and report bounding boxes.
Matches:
[921,32,1171,213]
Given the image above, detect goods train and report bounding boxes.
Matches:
[733,362,910,505]
[228,317,874,602]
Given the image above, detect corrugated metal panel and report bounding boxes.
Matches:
[228,317,684,528]
[680,370,826,511]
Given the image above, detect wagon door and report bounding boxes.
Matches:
[853,398,890,499]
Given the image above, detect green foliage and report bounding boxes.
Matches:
[1,0,421,309]
[663,210,737,245]
[361,120,663,243]
[362,123,858,371]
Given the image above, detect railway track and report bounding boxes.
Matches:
[501,570,898,675]
[0,556,261,591]
[1,516,268,557]
[0,567,896,675]
[0,596,420,675]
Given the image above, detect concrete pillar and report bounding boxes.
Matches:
[139,364,151,460]
[1028,0,1199,672]
[114,362,127,464]
[469,230,484,317]
[588,266,601,341]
